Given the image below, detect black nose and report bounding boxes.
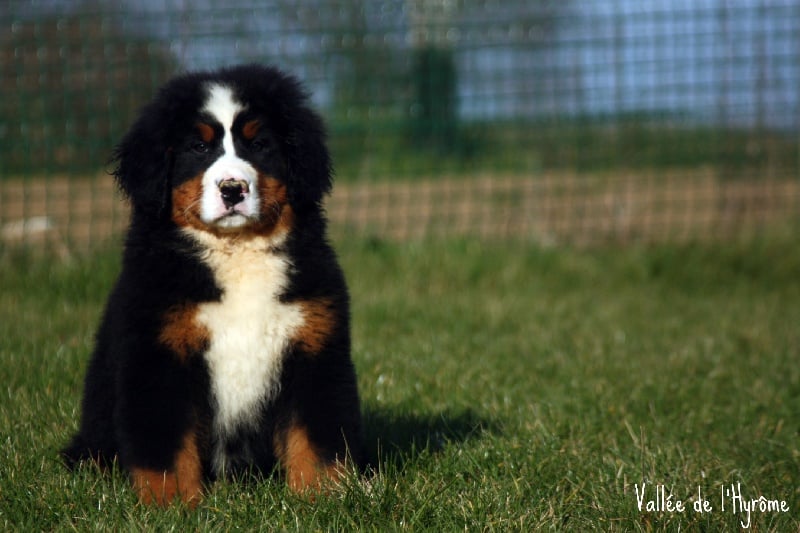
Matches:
[219,179,248,208]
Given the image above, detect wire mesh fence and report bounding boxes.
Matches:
[2,1,799,255]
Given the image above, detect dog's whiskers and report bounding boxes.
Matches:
[179,194,203,222]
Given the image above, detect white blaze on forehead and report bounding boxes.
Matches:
[199,83,261,227]
[203,84,243,155]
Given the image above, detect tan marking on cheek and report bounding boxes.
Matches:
[171,175,205,229]
[196,123,215,143]
[242,119,261,140]
[258,176,288,208]
[294,298,337,354]
[130,431,203,507]
[276,425,343,494]
[274,203,295,236]
[159,304,209,362]
[253,175,294,236]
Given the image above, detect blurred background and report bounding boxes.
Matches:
[2,0,798,254]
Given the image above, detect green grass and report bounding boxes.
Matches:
[1,238,798,530]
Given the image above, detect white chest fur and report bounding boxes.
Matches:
[185,229,304,437]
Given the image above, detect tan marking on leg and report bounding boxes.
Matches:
[277,425,343,494]
[159,304,209,362]
[131,468,180,507]
[294,298,337,354]
[173,431,203,506]
[130,432,203,507]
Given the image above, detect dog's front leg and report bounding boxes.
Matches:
[129,430,203,507]
[116,349,205,507]
[274,420,347,494]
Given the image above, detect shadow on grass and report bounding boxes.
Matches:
[361,405,500,470]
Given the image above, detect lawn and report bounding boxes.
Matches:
[0,237,798,530]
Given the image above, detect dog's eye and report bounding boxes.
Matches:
[251,140,267,153]
[192,141,210,154]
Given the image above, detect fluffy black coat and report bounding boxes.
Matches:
[61,65,362,506]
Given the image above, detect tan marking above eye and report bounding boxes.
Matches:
[196,123,215,143]
[242,120,261,140]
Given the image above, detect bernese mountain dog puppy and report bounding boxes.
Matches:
[61,64,362,506]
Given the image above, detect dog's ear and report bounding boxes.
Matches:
[270,74,332,211]
[284,105,332,211]
[111,105,173,221]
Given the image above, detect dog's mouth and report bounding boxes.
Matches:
[207,178,258,229]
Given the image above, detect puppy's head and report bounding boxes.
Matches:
[113,65,331,235]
